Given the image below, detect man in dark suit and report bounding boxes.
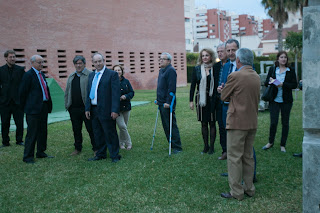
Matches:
[213,43,227,159]
[85,53,121,163]
[218,39,239,160]
[220,48,260,200]
[20,55,53,164]
[0,50,25,147]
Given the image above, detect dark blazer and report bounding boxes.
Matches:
[264,66,297,103]
[156,64,177,106]
[189,64,220,111]
[220,59,237,86]
[85,68,120,119]
[19,68,52,114]
[0,64,25,107]
[119,76,134,112]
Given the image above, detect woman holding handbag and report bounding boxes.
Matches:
[189,48,218,154]
[262,51,297,152]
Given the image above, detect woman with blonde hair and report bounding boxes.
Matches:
[189,48,219,154]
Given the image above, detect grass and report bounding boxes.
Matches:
[0,86,303,212]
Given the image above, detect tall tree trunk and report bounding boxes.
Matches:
[277,23,283,51]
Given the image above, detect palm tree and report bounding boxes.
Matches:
[261,0,304,51]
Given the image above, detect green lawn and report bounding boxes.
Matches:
[0,86,303,212]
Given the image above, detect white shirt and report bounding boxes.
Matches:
[230,60,237,73]
[91,66,105,105]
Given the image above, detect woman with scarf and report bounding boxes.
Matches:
[189,48,218,154]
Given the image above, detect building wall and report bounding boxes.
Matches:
[184,0,195,52]
[207,9,231,42]
[262,19,275,37]
[0,0,187,90]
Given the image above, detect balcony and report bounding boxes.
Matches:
[196,27,208,31]
[196,32,208,38]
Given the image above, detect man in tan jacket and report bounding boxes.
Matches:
[219,48,260,200]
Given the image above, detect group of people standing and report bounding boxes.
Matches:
[189,39,297,200]
[0,42,298,200]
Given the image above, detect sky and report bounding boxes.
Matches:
[195,0,270,19]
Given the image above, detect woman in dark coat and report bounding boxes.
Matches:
[262,51,297,153]
[189,48,218,154]
[113,65,134,150]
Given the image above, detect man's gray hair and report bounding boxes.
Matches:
[92,52,104,60]
[30,55,42,63]
[236,48,254,66]
[217,43,225,49]
[225,39,239,49]
[161,52,172,61]
[73,55,86,64]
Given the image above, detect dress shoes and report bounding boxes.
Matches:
[220,172,228,177]
[36,153,55,158]
[262,143,273,150]
[0,144,10,148]
[293,153,302,158]
[120,145,126,149]
[70,150,81,156]
[24,160,35,164]
[16,142,24,146]
[111,155,122,163]
[221,192,233,199]
[88,156,106,161]
[218,152,227,160]
[173,149,182,154]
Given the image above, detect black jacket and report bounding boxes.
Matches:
[0,64,25,107]
[156,64,177,106]
[19,68,52,114]
[189,64,220,111]
[264,66,297,103]
[119,77,134,112]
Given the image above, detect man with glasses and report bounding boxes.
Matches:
[85,53,121,163]
[0,50,25,148]
[155,52,182,154]
[65,56,96,156]
[20,55,53,164]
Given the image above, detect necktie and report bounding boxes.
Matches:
[38,72,49,100]
[228,63,234,75]
[89,72,101,100]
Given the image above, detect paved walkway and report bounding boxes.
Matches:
[1,101,150,131]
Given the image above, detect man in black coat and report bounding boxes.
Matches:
[20,55,53,164]
[85,53,121,163]
[0,50,25,147]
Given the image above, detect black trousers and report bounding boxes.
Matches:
[215,102,227,153]
[91,106,120,160]
[269,101,293,147]
[23,102,48,162]
[159,105,182,151]
[69,107,96,151]
[0,100,24,145]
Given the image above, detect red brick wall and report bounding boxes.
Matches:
[0,0,187,90]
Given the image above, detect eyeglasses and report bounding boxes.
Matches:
[75,62,84,65]
[35,61,45,64]
[158,58,169,61]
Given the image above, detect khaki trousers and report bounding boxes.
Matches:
[227,129,256,200]
[116,111,132,147]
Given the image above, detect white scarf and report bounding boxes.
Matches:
[199,63,214,107]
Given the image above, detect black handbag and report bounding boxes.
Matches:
[262,84,276,102]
